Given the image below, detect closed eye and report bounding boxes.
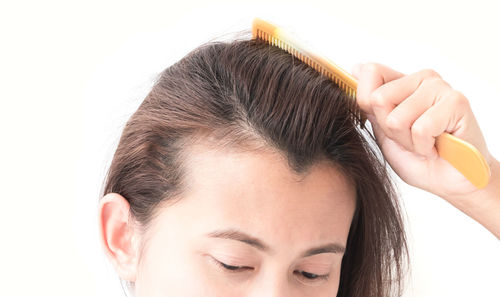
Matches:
[209,256,330,284]
[294,270,329,280]
[210,256,254,273]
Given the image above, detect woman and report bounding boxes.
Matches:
[97,38,500,297]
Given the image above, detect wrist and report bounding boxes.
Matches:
[444,156,500,239]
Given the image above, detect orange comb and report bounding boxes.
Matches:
[252,17,491,189]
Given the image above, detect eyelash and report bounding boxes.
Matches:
[210,257,253,273]
[294,270,330,282]
[210,257,330,282]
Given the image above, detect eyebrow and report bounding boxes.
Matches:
[205,228,346,257]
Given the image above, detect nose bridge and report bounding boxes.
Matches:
[247,266,293,297]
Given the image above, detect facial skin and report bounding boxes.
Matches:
[99,143,356,297]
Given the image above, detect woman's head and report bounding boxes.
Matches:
[98,37,407,297]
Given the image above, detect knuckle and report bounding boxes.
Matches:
[449,90,470,108]
[370,90,385,107]
[421,76,443,88]
[411,122,426,139]
[386,115,404,132]
[362,63,381,75]
[419,68,441,79]
[410,121,429,144]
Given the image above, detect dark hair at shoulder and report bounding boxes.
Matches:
[102,35,408,297]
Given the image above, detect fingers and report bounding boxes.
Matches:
[411,89,470,158]
[354,63,470,159]
[371,69,444,124]
[379,74,450,151]
[352,63,405,115]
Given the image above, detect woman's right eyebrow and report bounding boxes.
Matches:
[206,228,271,252]
[205,228,345,256]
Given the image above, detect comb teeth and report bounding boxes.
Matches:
[253,24,365,126]
[255,28,356,97]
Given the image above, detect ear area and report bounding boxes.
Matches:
[98,193,140,282]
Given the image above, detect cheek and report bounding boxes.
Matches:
[133,232,207,297]
[135,252,243,297]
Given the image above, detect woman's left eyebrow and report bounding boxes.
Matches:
[205,228,345,256]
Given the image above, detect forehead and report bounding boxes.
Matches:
[153,142,356,250]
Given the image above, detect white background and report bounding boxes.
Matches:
[1,0,499,296]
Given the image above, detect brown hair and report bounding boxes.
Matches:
[102,35,408,297]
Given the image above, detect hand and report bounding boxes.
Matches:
[351,63,493,201]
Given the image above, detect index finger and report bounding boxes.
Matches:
[352,63,405,115]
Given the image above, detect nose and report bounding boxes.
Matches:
[246,269,293,297]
